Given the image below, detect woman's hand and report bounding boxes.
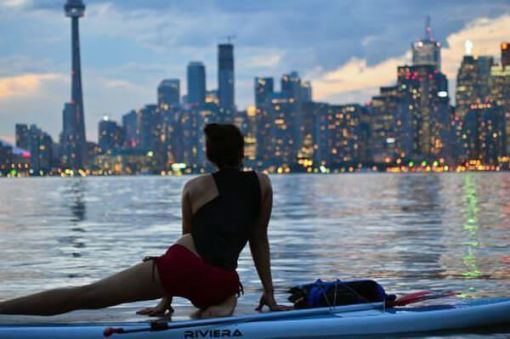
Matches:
[255,291,293,312]
[136,298,174,317]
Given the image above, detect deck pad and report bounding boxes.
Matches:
[0,304,257,325]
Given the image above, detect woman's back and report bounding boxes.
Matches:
[190,168,261,270]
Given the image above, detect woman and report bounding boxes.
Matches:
[0,123,290,317]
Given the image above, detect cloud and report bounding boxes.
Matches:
[441,15,510,79]
[85,3,161,45]
[311,15,510,104]
[102,79,138,90]
[0,73,64,99]
[310,54,410,103]
[0,0,32,9]
[240,51,283,70]
[0,71,68,143]
[0,70,155,143]
[82,3,219,53]
[0,135,15,145]
[361,35,377,48]
[0,56,56,77]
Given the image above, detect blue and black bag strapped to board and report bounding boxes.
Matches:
[288,279,397,309]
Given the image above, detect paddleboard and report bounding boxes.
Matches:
[0,298,509,338]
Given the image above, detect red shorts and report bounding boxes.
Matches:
[154,244,241,309]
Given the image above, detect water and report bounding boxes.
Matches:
[0,173,509,335]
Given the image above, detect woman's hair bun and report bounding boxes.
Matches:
[204,123,244,168]
[204,123,222,137]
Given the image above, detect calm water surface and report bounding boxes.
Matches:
[0,173,509,334]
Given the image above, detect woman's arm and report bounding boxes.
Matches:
[249,173,292,311]
[181,182,193,235]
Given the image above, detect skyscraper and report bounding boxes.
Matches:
[98,116,123,154]
[28,125,53,174]
[243,106,258,163]
[265,93,296,167]
[412,16,441,70]
[158,79,180,110]
[501,42,510,69]
[281,71,302,102]
[60,103,76,167]
[253,72,315,170]
[280,72,312,161]
[137,104,166,170]
[218,43,235,114]
[254,80,274,167]
[15,124,30,150]
[302,102,330,166]
[301,81,313,103]
[62,0,87,169]
[175,108,207,169]
[122,110,139,148]
[490,61,510,156]
[369,86,411,163]
[456,53,494,119]
[187,62,206,106]
[0,141,13,174]
[397,65,451,160]
[138,104,158,151]
[322,104,367,167]
[462,104,506,165]
[255,77,274,107]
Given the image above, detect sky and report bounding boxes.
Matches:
[0,0,509,143]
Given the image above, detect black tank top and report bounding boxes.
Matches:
[191,169,261,271]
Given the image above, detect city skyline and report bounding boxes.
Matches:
[0,1,509,143]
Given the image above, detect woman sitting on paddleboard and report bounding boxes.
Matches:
[0,123,290,317]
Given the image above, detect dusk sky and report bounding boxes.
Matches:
[1,0,509,143]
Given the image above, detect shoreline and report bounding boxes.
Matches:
[1,168,509,178]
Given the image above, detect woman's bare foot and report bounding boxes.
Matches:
[198,295,237,319]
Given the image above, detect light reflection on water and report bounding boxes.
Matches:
[0,173,509,309]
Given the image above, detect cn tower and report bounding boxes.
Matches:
[63,0,87,169]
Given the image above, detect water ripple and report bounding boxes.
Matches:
[0,173,509,310]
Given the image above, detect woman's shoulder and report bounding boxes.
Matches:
[183,171,271,194]
[252,170,269,182]
[252,171,271,194]
[183,173,214,193]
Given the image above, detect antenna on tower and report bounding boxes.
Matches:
[425,15,433,41]
[221,35,237,44]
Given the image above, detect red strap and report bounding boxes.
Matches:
[388,290,456,307]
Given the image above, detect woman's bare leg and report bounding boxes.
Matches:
[0,261,167,316]
[199,295,237,318]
